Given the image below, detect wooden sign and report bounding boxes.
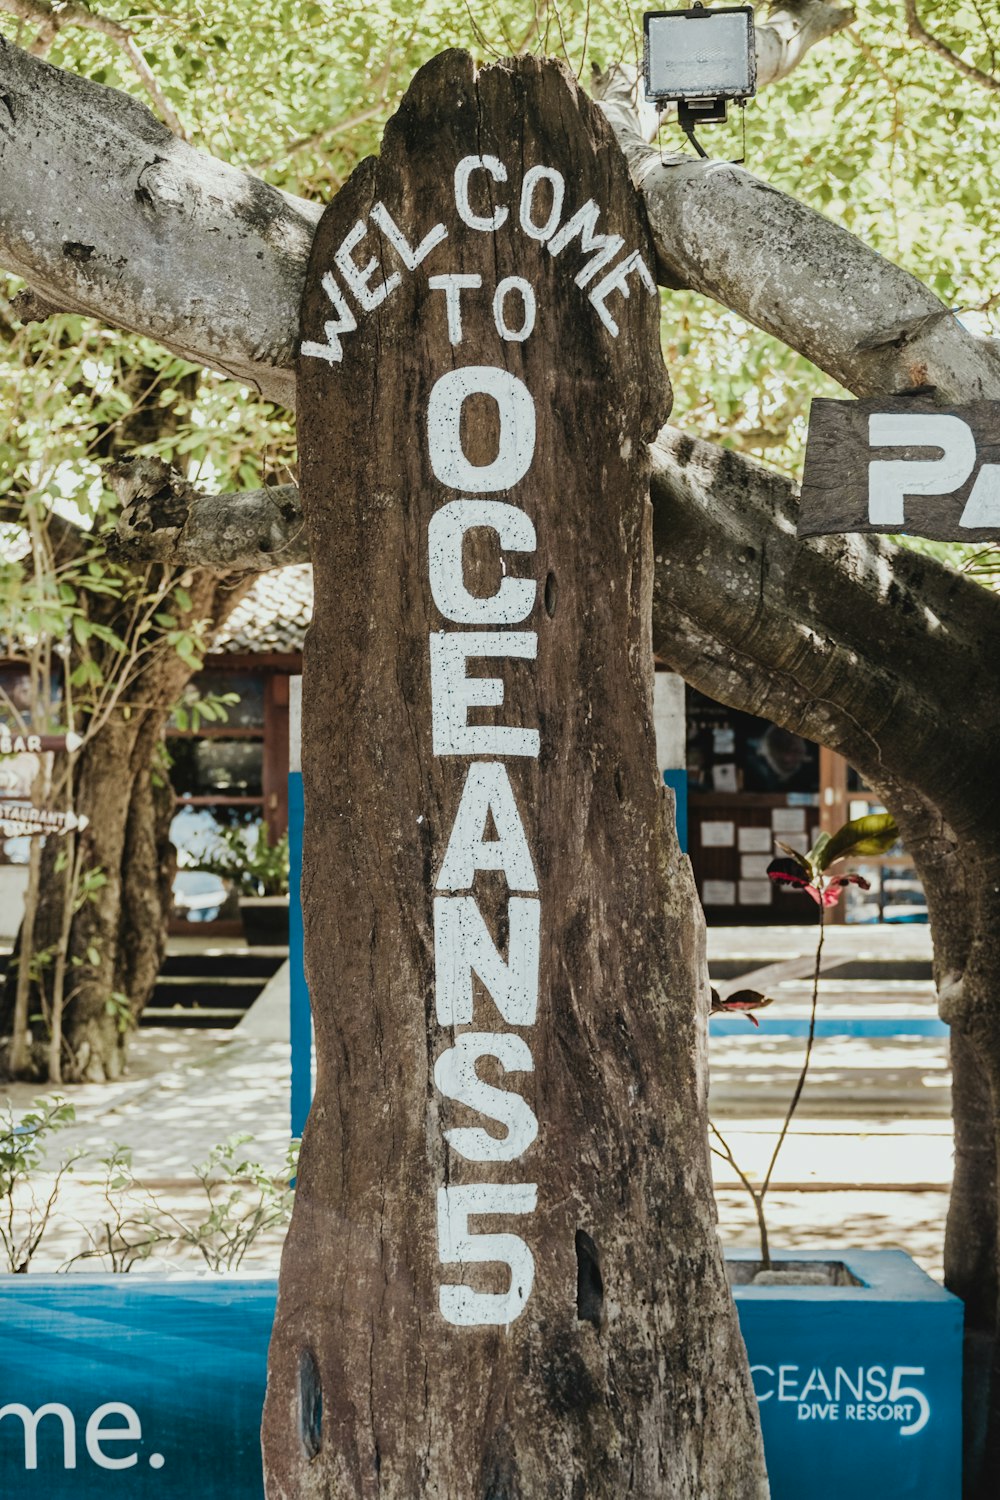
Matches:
[0,729,82,755]
[264,49,759,1500]
[798,397,1000,541]
[0,804,87,838]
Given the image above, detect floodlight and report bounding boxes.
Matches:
[643,4,756,156]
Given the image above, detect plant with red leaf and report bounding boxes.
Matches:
[710,812,899,1269]
[766,811,899,908]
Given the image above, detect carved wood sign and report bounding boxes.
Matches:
[264,49,747,1499]
[798,397,1000,541]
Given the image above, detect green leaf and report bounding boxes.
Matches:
[807,831,831,873]
[819,814,900,870]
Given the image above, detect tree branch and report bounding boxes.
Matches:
[0,0,190,135]
[904,0,1000,96]
[0,34,319,406]
[593,68,1000,401]
[757,1,856,86]
[108,456,307,570]
[8,23,964,419]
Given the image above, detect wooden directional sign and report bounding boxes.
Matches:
[799,397,1000,541]
[265,49,756,1500]
[0,729,82,755]
[0,804,87,838]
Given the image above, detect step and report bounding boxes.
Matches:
[161,950,286,978]
[141,1005,247,1028]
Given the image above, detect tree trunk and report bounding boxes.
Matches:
[0,561,251,1082]
[263,51,767,1499]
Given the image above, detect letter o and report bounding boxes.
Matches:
[427,367,536,493]
[519,165,565,241]
[493,278,536,343]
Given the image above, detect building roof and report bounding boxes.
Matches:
[212,564,313,656]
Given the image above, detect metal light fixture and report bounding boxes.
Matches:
[643,3,756,157]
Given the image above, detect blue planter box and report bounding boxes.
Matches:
[731,1249,963,1500]
[0,1252,962,1497]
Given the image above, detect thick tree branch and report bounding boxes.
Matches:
[757,1,856,84]
[0,0,190,134]
[0,34,319,405]
[904,0,1000,95]
[108,456,306,570]
[594,70,1000,401]
[5,19,952,419]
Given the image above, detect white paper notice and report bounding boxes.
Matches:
[701,821,735,848]
[712,764,738,793]
[712,727,735,755]
[738,826,772,854]
[772,808,806,833]
[703,879,736,906]
[741,855,771,880]
[739,880,773,906]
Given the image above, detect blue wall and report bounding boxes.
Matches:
[288,771,311,1139]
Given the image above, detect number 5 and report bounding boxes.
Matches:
[437,1183,537,1326]
[888,1366,930,1437]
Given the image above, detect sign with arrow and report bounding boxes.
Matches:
[0,729,83,756]
[0,804,89,839]
[798,397,1000,542]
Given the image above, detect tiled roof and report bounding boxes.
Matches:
[212,564,313,656]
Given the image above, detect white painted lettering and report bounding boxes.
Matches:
[868,413,977,525]
[300,271,358,365]
[492,277,536,343]
[429,630,539,758]
[961,462,1000,527]
[588,249,657,337]
[435,1032,538,1161]
[427,366,536,493]
[84,1404,141,1471]
[547,199,624,288]
[334,219,401,313]
[801,1367,833,1401]
[437,1182,536,1325]
[437,762,538,893]
[519,165,565,241]
[0,1403,76,1470]
[370,200,447,270]
[835,1367,864,1402]
[434,895,540,1024]
[428,273,482,346]
[428,499,536,624]
[0,1398,74,1470]
[454,155,509,232]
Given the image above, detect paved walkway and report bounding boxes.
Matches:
[1,923,950,1280]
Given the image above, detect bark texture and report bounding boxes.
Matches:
[263,51,767,1500]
